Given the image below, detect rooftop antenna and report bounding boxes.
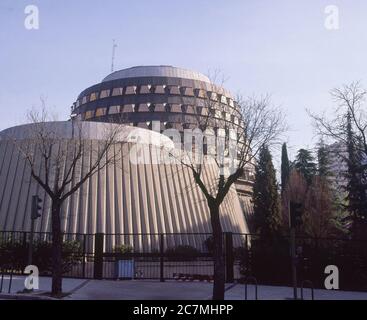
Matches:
[111,39,117,73]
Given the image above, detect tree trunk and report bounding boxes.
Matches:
[51,200,63,296]
[210,202,225,300]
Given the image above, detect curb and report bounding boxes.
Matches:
[0,292,58,300]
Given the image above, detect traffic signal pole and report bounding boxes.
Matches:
[28,217,35,265]
[28,195,42,266]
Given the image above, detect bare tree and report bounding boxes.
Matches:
[11,107,123,297]
[282,170,341,238]
[309,82,367,236]
[166,78,286,299]
[310,81,367,156]
[303,176,341,238]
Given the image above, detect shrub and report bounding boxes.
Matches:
[113,244,133,255]
[0,239,82,274]
[165,245,200,261]
[0,240,27,269]
[238,237,291,285]
[33,240,83,273]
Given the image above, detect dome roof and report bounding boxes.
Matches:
[102,65,211,83]
[0,121,174,149]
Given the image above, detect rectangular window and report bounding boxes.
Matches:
[85,110,94,119]
[168,86,180,95]
[139,85,151,94]
[209,92,218,101]
[89,92,98,101]
[171,104,182,112]
[154,85,165,94]
[96,108,107,117]
[154,104,165,112]
[182,87,194,96]
[196,106,205,116]
[185,105,195,114]
[138,104,150,112]
[112,88,124,96]
[109,105,121,114]
[100,89,110,99]
[194,88,206,98]
[125,86,137,95]
[123,104,135,112]
[220,95,228,104]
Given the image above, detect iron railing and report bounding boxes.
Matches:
[0,230,366,291]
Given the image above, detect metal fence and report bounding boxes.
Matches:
[0,231,95,279]
[0,230,366,291]
[100,233,220,281]
[233,233,367,291]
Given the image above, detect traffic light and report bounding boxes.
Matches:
[290,201,303,228]
[31,195,42,220]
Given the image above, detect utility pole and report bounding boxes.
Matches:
[111,39,117,73]
[290,225,297,299]
[28,195,43,266]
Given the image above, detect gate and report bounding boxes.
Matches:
[94,233,236,282]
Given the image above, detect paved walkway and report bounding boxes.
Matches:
[0,275,86,295]
[1,276,367,300]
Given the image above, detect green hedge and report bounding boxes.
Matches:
[165,245,200,261]
[0,239,83,274]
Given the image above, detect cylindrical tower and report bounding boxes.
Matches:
[71,65,254,214]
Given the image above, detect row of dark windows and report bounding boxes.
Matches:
[76,103,243,127]
[74,85,235,109]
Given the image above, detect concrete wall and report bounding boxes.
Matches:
[0,122,249,251]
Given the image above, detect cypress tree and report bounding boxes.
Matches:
[253,145,280,237]
[294,148,317,185]
[281,143,290,194]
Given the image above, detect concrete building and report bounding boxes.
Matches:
[0,66,253,250]
[0,121,249,251]
[71,65,254,212]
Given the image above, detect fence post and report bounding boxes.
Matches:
[225,232,234,283]
[82,234,87,279]
[22,232,27,250]
[160,234,165,282]
[94,233,104,280]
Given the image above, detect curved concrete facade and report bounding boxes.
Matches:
[0,122,249,250]
[71,65,254,211]
[102,65,211,83]
[71,65,241,137]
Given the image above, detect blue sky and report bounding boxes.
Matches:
[1,0,366,164]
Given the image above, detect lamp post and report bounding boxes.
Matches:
[289,201,303,300]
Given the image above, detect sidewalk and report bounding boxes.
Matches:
[1,276,367,300]
[0,275,87,297]
[65,280,367,300]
